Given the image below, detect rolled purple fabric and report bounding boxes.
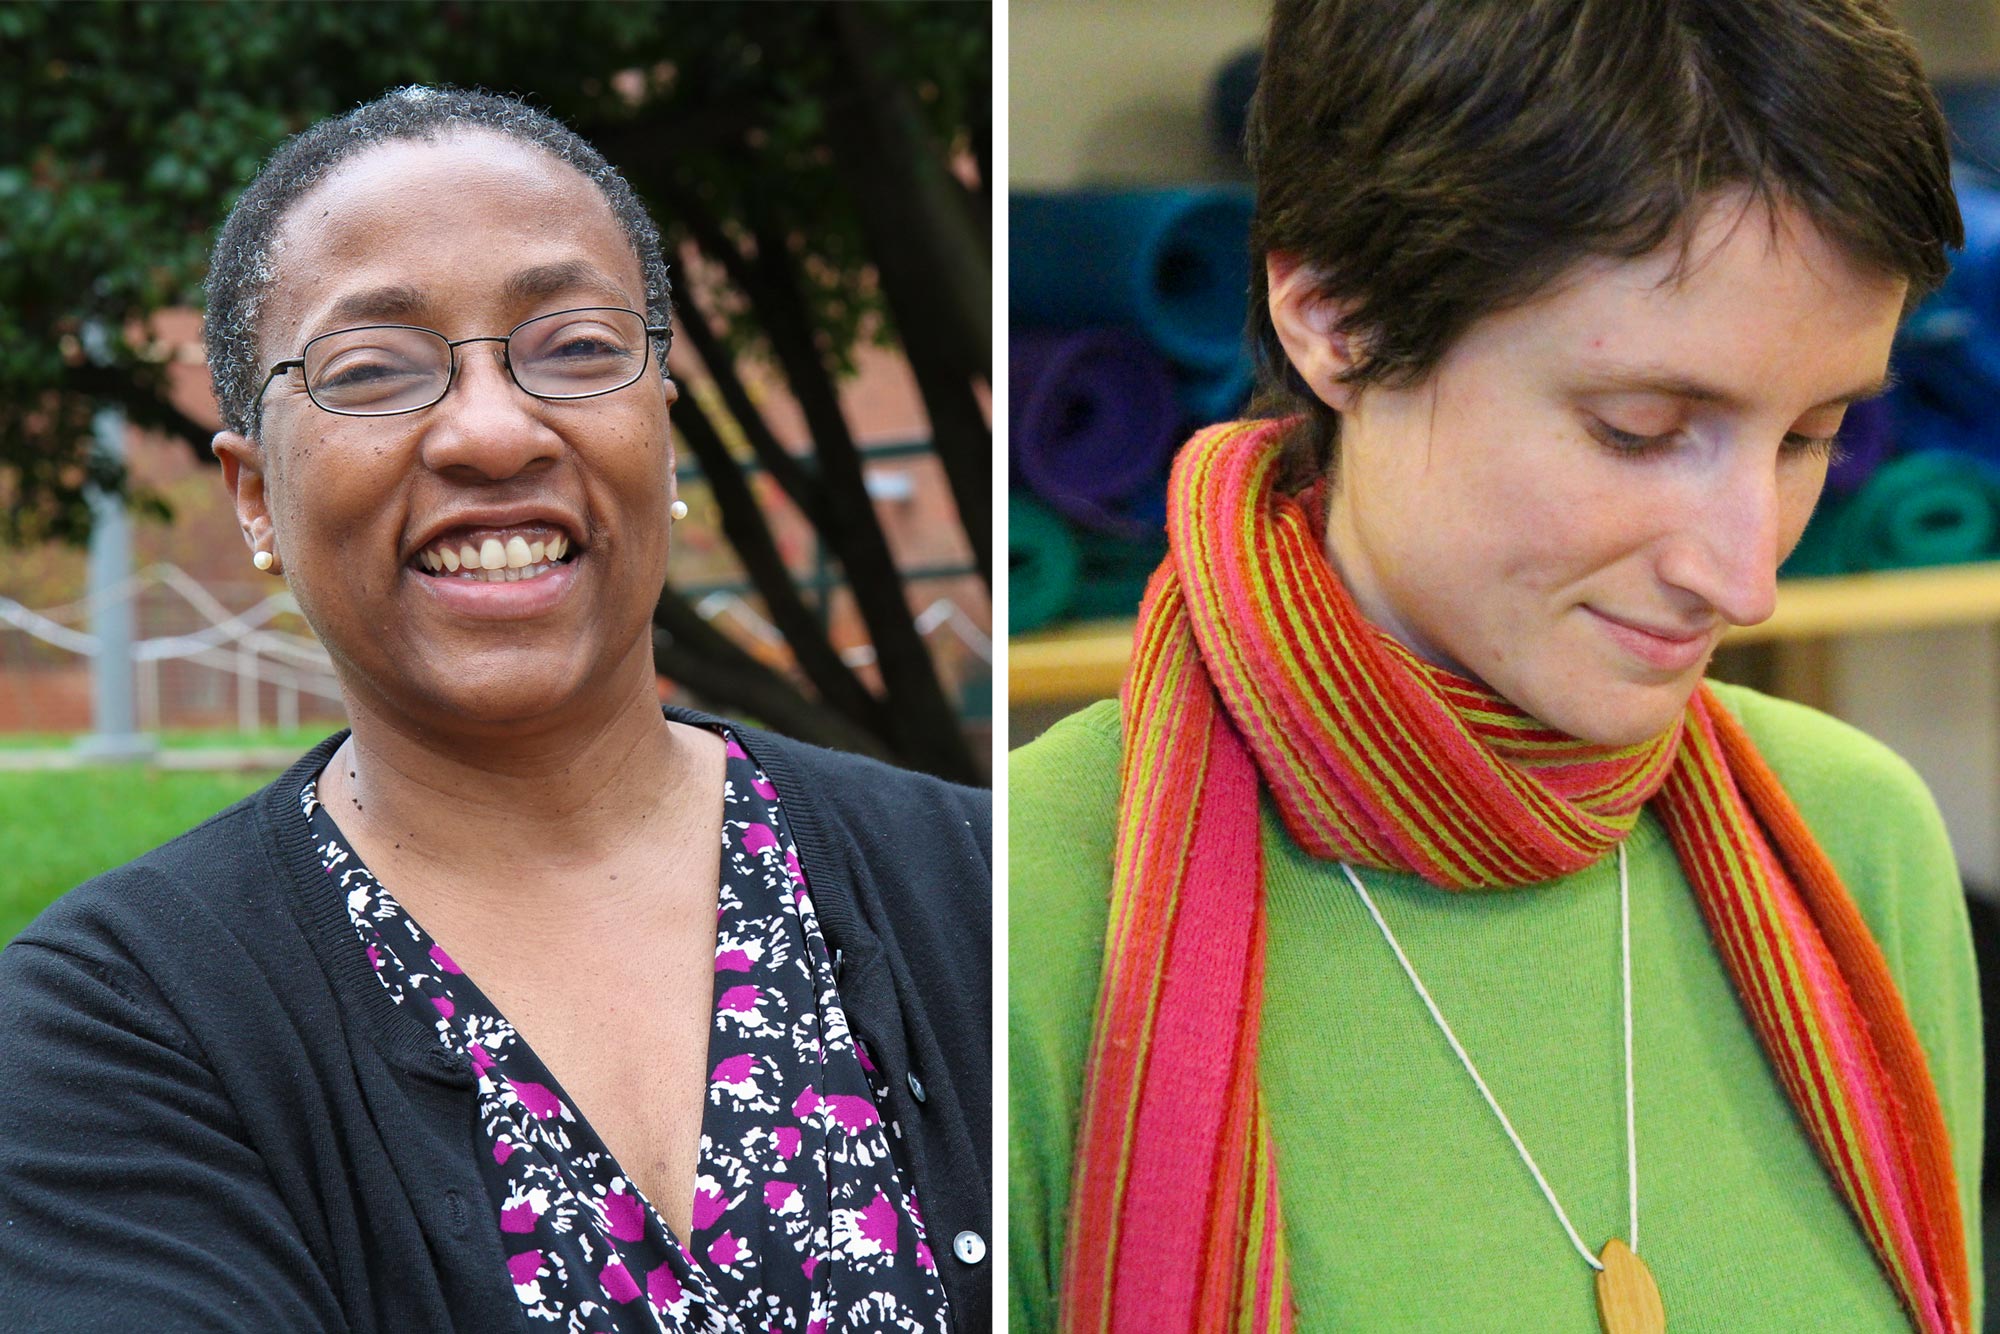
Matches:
[1010,327,1181,533]
[1825,395,1893,496]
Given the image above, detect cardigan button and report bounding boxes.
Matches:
[952,1230,986,1265]
[906,1071,927,1103]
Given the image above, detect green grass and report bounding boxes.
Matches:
[0,767,280,941]
[0,724,339,752]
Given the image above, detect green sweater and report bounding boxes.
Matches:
[1010,682,1983,1332]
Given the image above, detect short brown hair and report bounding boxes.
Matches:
[1247,0,1962,484]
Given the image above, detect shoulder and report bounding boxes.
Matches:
[1010,700,1122,945]
[1008,701,1122,1085]
[2,744,335,1044]
[9,794,270,971]
[0,794,280,1131]
[1707,679,1942,839]
[698,712,990,854]
[1705,678,1974,1064]
[711,715,990,961]
[1705,679,1956,935]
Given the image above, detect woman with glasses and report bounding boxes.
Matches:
[0,88,988,1334]
[1012,2,1979,1331]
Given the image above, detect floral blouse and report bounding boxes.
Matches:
[303,726,952,1333]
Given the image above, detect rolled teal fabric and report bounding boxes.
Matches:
[1010,490,1082,634]
[1174,356,1254,425]
[1010,188,1254,373]
[1786,450,2000,575]
[1840,450,2000,569]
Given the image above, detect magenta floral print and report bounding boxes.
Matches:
[306,726,951,1332]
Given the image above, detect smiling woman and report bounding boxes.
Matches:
[0,88,989,1334]
[1010,3,1980,1334]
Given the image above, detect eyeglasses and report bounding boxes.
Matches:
[257,306,672,417]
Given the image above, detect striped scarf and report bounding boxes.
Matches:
[1059,418,1970,1333]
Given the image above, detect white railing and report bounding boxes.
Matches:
[691,591,995,669]
[4,567,993,733]
[0,563,343,733]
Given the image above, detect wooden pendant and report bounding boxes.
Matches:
[1595,1238,1665,1334]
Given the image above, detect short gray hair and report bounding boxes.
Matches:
[203,85,672,437]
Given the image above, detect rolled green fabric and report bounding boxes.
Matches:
[1010,490,1083,634]
[1782,493,1853,578]
[1070,530,1168,622]
[1836,450,2000,571]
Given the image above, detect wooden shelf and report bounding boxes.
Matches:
[1008,562,2000,704]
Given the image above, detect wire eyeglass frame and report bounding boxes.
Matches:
[256,305,673,418]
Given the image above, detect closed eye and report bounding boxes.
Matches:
[1588,420,1677,458]
[1783,432,1846,464]
[1591,418,1847,466]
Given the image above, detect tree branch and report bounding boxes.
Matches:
[670,287,828,528]
[746,214,977,782]
[651,584,885,759]
[60,366,220,465]
[819,5,991,580]
[672,389,884,733]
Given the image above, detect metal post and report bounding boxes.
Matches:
[238,642,258,734]
[74,393,155,762]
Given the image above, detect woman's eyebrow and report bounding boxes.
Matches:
[503,260,633,306]
[324,283,431,329]
[313,263,634,334]
[1577,364,1898,409]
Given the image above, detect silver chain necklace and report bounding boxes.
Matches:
[1338,843,1666,1333]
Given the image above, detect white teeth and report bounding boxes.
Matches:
[449,561,555,583]
[415,533,571,576]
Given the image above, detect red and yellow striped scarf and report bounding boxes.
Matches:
[1060,418,1970,1333]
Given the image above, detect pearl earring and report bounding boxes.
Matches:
[670,499,689,521]
[252,550,275,572]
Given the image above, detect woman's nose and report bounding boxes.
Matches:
[418,343,562,479]
[1655,457,1786,628]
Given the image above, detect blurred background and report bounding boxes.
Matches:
[0,0,992,939]
[1006,0,2000,1315]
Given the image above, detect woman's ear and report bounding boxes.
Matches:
[212,430,278,561]
[1266,253,1363,412]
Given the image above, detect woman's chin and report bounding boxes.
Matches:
[365,649,623,735]
[1531,678,1704,748]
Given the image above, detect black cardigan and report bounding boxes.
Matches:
[0,710,991,1332]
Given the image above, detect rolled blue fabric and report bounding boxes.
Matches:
[1892,394,1999,466]
[1824,396,1892,496]
[1011,328,1180,533]
[1174,356,1255,425]
[1208,47,1261,162]
[1010,187,1255,373]
[1937,81,2000,178]
[1891,169,2000,438]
